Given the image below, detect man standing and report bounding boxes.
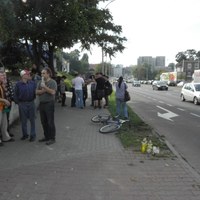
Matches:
[14,70,36,142]
[36,67,57,145]
[72,72,85,109]
[94,72,106,109]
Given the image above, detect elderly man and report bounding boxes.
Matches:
[14,70,37,142]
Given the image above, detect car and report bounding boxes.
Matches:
[180,82,200,105]
[152,81,168,90]
[132,80,141,87]
[177,81,185,87]
[167,80,177,86]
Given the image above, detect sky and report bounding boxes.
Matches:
[68,0,200,66]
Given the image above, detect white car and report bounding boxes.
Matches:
[180,82,200,105]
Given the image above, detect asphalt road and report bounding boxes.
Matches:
[127,83,200,175]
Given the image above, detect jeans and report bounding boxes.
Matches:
[116,98,128,118]
[18,101,36,138]
[75,90,84,108]
[39,101,56,140]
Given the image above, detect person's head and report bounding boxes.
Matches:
[20,70,31,81]
[118,76,123,87]
[41,67,52,80]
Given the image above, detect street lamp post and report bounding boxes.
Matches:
[101,0,116,75]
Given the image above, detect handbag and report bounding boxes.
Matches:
[124,90,130,102]
[124,83,130,102]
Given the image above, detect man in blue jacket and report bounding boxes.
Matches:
[14,70,36,142]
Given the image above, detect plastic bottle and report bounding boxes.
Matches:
[41,77,45,87]
[141,138,147,153]
[146,140,153,155]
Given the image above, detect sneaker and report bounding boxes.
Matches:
[46,139,55,145]
[21,135,29,140]
[29,137,35,142]
[38,138,48,142]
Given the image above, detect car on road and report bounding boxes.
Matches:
[152,81,168,90]
[180,82,200,105]
[132,80,141,87]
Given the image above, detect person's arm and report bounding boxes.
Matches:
[0,98,10,106]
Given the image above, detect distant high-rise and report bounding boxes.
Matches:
[137,56,165,69]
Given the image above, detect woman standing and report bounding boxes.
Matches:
[115,76,128,119]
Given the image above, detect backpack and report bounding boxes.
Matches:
[104,81,113,96]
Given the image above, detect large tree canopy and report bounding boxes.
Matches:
[0,0,127,74]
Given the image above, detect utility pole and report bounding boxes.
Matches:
[101,0,116,75]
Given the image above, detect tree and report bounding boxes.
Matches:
[0,0,126,75]
[176,49,197,63]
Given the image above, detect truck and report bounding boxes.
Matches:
[160,72,177,86]
[192,70,200,83]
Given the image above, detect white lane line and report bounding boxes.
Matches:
[166,104,173,107]
[190,113,200,118]
[177,108,185,111]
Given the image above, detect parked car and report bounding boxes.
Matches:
[132,80,141,87]
[152,81,168,90]
[180,82,200,105]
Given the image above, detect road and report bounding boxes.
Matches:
[127,83,200,175]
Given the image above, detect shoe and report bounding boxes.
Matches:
[46,139,55,145]
[29,137,35,142]
[9,133,14,137]
[21,135,29,140]
[38,138,48,142]
[3,138,15,142]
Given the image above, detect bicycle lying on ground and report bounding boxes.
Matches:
[91,113,129,134]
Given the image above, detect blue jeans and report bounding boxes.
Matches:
[75,90,84,108]
[39,101,56,140]
[18,101,36,138]
[116,98,128,118]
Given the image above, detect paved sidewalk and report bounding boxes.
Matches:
[1,94,200,200]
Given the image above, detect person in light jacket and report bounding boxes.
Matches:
[115,76,128,119]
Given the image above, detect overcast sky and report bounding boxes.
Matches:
[69,0,200,66]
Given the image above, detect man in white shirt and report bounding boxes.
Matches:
[72,73,85,108]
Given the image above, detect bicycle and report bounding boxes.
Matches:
[91,113,129,134]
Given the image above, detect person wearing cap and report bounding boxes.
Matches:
[36,67,57,145]
[0,71,15,146]
[14,70,37,142]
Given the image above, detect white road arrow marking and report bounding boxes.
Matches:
[157,106,179,121]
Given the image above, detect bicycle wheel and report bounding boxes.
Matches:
[91,114,110,123]
[99,124,120,134]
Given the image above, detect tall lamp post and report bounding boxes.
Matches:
[101,0,116,75]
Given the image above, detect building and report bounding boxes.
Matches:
[137,56,165,69]
[176,59,200,81]
[113,64,123,77]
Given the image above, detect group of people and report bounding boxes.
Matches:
[0,66,57,146]
[70,72,113,109]
[0,67,129,147]
[70,72,128,120]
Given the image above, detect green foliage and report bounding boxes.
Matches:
[0,0,127,74]
[108,92,173,157]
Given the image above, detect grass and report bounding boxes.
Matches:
[108,92,175,158]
